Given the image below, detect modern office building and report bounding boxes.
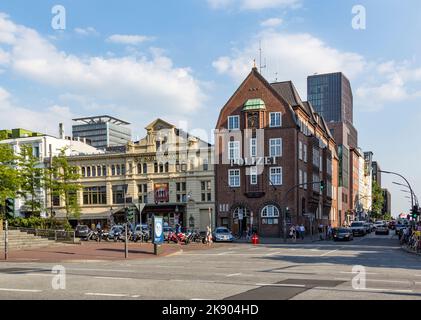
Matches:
[215,67,339,238]
[307,72,353,124]
[308,72,359,225]
[72,116,132,150]
[55,119,215,231]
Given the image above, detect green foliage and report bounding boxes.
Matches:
[371,181,385,219]
[45,148,82,222]
[8,217,73,230]
[17,145,44,217]
[0,143,20,217]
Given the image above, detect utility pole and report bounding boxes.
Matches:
[4,220,8,261]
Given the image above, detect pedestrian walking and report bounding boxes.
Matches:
[318,224,324,240]
[289,226,296,243]
[327,224,333,241]
[206,225,213,246]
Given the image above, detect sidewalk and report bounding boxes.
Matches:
[0,242,233,263]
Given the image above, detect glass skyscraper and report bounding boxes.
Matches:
[307,72,353,124]
[72,116,132,150]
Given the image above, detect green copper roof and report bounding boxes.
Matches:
[243,99,266,111]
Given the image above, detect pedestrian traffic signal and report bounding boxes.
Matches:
[5,198,14,218]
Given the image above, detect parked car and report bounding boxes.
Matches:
[375,224,390,236]
[333,228,354,242]
[212,227,234,242]
[363,223,372,234]
[350,222,366,237]
[75,225,90,239]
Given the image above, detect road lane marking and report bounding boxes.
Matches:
[94,276,132,281]
[0,288,42,293]
[320,249,339,257]
[339,272,378,275]
[256,283,306,288]
[226,273,242,277]
[85,293,128,298]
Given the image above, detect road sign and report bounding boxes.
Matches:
[153,216,164,245]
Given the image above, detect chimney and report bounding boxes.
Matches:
[59,123,65,139]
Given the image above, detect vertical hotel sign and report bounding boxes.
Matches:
[155,184,169,203]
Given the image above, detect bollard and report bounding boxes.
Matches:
[251,234,260,245]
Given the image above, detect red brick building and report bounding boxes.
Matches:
[215,68,339,238]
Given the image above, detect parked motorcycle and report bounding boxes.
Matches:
[167,231,189,244]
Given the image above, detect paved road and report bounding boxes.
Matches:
[0,233,420,300]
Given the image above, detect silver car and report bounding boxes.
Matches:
[212,227,234,242]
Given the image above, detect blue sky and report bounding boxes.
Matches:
[0,0,420,216]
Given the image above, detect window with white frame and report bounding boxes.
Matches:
[320,155,323,172]
[270,112,282,128]
[303,144,308,163]
[261,205,280,225]
[299,170,303,187]
[229,169,241,187]
[299,141,303,160]
[250,138,257,157]
[228,141,241,160]
[261,205,280,218]
[270,138,282,157]
[250,166,258,185]
[313,148,320,167]
[228,116,240,130]
[304,171,308,190]
[270,167,283,186]
[327,158,332,175]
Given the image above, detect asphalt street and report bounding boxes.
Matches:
[0,233,420,300]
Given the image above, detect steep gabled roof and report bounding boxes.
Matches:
[216,68,298,128]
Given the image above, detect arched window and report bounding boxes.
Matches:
[261,205,280,225]
[138,163,142,174]
[111,165,116,176]
[143,163,148,174]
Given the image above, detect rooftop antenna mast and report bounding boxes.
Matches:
[259,40,267,75]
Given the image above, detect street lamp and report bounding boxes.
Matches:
[380,170,415,215]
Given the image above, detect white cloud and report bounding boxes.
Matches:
[261,18,283,27]
[208,0,301,10]
[213,29,421,111]
[355,61,421,110]
[213,30,366,94]
[0,87,73,135]
[74,27,99,36]
[107,34,154,45]
[0,14,206,117]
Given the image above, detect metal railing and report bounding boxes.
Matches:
[9,227,77,244]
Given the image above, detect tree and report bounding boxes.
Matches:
[371,181,384,219]
[46,148,82,222]
[17,145,44,217]
[0,143,20,219]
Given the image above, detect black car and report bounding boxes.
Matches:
[333,228,354,242]
[75,225,90,239]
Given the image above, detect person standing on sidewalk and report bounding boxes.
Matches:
[300,224,305,240]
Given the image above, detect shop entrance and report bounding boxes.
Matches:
[232,207,251,237]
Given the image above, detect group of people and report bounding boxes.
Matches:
[288,224,306,242]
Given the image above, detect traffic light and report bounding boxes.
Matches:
[5,198,14,218]
[125,206,135,223]
[412,205,420,219]
[320,181,325,193]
